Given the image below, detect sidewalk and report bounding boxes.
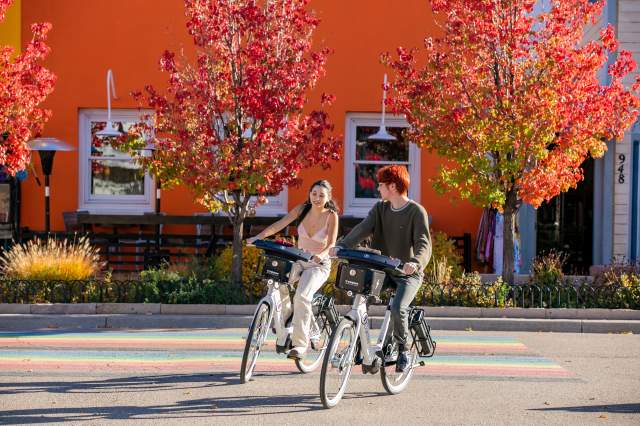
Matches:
[1,304,639,333]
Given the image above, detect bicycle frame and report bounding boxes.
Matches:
[343,294,394,366]
[256,278,293,347]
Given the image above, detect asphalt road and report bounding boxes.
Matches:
[0,329,638,425]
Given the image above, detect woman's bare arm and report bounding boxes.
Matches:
[247,204,304,242]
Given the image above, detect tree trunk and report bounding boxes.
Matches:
[502,190,519,285]
[231,218,244,288]
[229,191,250,289]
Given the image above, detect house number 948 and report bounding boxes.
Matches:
[618,154,626,184]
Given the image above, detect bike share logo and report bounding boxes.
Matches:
[342,268,360,288]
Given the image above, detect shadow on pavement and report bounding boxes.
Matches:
[0,372,247,395]
[530,403,640,414]
[0,390,384,424]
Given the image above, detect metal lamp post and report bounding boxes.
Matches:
[140,142,161,249]
[368,74,397,142]
[27,137,75,233]
[96,69,123,139]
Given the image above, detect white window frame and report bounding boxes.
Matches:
[253,187,288,217]
[343,113,421,217]
[78,109,155,214]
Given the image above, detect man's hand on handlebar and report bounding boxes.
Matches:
[402,262,418,275]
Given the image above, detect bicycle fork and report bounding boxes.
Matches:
[256,280,293,348]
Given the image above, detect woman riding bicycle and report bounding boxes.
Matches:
[246,180,339,360]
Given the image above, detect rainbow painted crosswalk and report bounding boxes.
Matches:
[0,330,573,379]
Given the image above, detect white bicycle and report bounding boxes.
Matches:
[319,248,436,408]
[240,239,340,384]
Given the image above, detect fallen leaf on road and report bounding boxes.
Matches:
[599,414,608,419]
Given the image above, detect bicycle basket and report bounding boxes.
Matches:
[336,263,385,297]
[261,255,295,283]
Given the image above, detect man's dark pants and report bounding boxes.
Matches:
[384,271,423,349]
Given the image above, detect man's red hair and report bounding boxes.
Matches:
[377,165,410,195]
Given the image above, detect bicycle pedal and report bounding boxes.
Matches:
[275,335,292,354]
[362,358,381,375]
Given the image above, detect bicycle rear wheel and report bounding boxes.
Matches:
[319,318,357,409]
[294,311,332,373]
[380,334,418,395]
[240,302,270,384]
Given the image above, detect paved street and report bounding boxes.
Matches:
[0,329,638,425]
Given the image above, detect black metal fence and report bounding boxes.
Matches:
[1,279,637,309]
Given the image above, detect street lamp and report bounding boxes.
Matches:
[27,137,75,233]
[140,142,161,250]
[140,142,160,214]
[96,69,123,139]
[368,74,397,142]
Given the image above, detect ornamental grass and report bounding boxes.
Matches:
[0,237,103,280]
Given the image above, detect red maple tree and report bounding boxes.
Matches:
[0,0,56,175]
[130,0,339,285]
[386,0,640,282]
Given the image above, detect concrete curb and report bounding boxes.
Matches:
[1,303,638,320]
[0,313,638,334]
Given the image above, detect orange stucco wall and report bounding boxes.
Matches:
[21,0,481,244]
[0,0,20,52]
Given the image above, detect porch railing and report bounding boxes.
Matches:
[12,213,473,274]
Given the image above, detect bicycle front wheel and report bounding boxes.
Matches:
[240,302,270,384]
[319,318,357,409]
[380,334,418,395]
[295,296,335,373]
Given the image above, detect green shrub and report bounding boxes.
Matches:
[591,260,640,309]
[523,251,575,308]
[139,257,246,303]
[212,244,263,299]
[531,250,566,287]
[419,272,509,307]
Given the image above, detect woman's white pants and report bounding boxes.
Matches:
[279,260,331,350]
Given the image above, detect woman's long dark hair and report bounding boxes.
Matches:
[298,180,339,223]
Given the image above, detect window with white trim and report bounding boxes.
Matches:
[252,188,288,217]
[78,109,154,213]
[344,113,420,217]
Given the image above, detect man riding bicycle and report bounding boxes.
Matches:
[329,165,431,372]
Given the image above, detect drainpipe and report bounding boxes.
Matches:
[631,139,639,261]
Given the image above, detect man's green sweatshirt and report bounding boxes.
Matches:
[338,200,432,271]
